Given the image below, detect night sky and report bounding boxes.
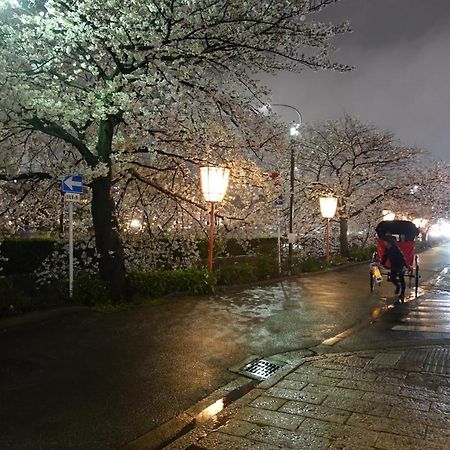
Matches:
[261,0,450,161]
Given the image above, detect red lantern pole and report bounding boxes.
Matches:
[326,218,331,262]
[207,202,215,272]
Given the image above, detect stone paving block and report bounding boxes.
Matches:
[327,355,372,368]
[303,384,365,400]
[250,395,287,411]
[279,400,351,424]
[371,369,407,380]
[367,352,402,368]
[276,379,308,391]
[347,412,427,439]
[287,371,340,386]
[218,419,256,437]
[311,361,350,371]
[289,363,324,376]
[362,390,431,411]
[437,385,450,395]
[399,386,448,404]
[267,386,327,404]
[196,431,279,450]
[236,406,304,431]
[405,372,448,388]
[375,431,448,450]
[298,417,379,447]
[257,364,296,389]
[338,378,401,395]
[431,400,450,414]
[375,375,411,387]
[324,394,392,417]
[328,441,374,450]
[390,405,450,428]
[320,368,377,382]
[247,425,331,449]
[426,424,450,445]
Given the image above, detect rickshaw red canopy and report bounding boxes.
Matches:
[375,220,420,268]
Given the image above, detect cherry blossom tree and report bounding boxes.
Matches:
[0,0,351,299]
[297,115,421,256]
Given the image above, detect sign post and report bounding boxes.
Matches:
[274,195,284,274]
[61,176,83,298]
[68,200,74,298]
[271,172,284,275]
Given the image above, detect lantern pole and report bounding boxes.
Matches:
[326,217,330,262]
[208,202,215,273]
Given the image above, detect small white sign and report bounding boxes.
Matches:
[64,193,81,203]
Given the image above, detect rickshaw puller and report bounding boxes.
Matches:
[380,237,408,301]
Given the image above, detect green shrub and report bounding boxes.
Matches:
[253,255,279,280]
[348,245,376,262]
[0,277,38,316]
[299,256,325,272]
[72,272,110,305]
[216,263,258,286]
[197,237,278,258]
[130,268,213,299]
[328,254,349,266]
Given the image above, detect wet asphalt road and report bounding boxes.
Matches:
[1,244,449,450]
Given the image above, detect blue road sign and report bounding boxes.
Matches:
[274,195,284,206]
[61,175,83,194]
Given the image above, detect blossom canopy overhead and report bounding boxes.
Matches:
[0,0,351,299]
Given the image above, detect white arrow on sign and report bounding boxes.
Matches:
[63,178,82,190]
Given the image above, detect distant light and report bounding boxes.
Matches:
[382,210,395,221]
[290,122,300,137]
[258,104,270,116]
[412,218,428,229]
[429,220,450,239]
[129,219,142,230]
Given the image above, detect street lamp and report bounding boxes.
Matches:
[200,166,230,272]
[320,196,337,262]
[262,103,303,269]
[129,218,142,231]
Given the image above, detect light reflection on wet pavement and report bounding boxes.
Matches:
[0,244,449,450]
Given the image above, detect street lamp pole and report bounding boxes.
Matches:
[269,104,303,270]
[200,166,230,273]
[208,202,215,273]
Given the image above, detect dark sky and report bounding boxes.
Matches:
[261,0,450,161]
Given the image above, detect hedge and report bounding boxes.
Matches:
[129,269,213,298]
[1,238,55,275]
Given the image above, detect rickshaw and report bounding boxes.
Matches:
[370,220,420,297]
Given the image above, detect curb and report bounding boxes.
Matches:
[133,343,450,450]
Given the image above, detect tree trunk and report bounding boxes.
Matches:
[339,215,349,257]
[90,118,128,302]
[91,173,128,302]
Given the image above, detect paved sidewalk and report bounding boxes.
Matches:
[167,346,450,449]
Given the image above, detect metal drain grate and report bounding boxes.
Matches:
[241,359,282,381]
